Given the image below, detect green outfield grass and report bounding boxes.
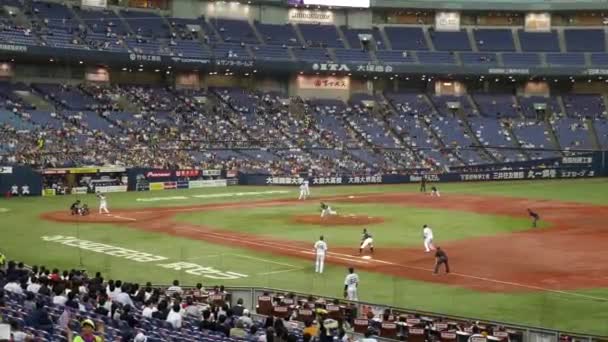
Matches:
[0,178,607,335]
[175,203,539,247]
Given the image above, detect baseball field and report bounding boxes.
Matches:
[1,179,608,336]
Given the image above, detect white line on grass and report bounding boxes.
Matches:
[183,254,221,261]
[232,254,299,268]
[257,267,305,276]
[136,190,290,202]
[107,215,137,221]
[360,257,608,302]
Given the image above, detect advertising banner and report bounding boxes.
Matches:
[42,189,56,196]
[149,182,165,191]
[96,185,128,193]
[163,182,177,190]
[71,187,88,195]
[189,179,228,188]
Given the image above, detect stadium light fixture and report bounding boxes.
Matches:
[79,61,83,64]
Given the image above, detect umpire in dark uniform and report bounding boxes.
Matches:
[420,176,427,193]
[433,247,450,274]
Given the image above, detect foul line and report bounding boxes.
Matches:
[107,215,137,221]
[178,226,608,301]
[232,254,299,268]
[257,267,305,276]
[350,257,608,302]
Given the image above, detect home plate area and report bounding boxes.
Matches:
[290,214,385,226]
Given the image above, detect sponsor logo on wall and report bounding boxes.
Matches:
[297,75,350,90]
[287,8,334,24]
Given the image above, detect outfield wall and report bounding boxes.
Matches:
[239,152,606,186]
[1,152,606,196]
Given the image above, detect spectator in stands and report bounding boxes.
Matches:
[141,300,155,318]
[8,319,28,342]
[238,309,253,328]
[3,276,23,294]
[200,309,215,331]
[115,284,135,307]
[167,279,183,296]
[303,333,312,342]
[216,314,231,336]
[26,276,40,294]
[359,329,378,342]
[23,291,36,311]
[152,300,169,320]
[166,303,183,329]
[303,320,318,338]
[183,296,202,319]
[66,291,79,309]
[52,286,67,305]
[233,297,245,316]
[26,301,53,333]
[230,320,248,338]
[95,298,110,317]
[38,278,51,296]
[68,319,104,342]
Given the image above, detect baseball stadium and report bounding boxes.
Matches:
[0,0,608,341]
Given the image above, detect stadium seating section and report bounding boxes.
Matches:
[0,260,526,342]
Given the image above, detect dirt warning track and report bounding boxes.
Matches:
[42,193,608,297]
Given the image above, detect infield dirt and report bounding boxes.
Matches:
[42,193,608,293]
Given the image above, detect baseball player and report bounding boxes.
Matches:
[359,228,374,254]
[298,183,307,200]
[343,267,359,301]
[303,179,310,197]
[10,184,18,196]
[420,176,427,193]
[320,202,337,218]
[430,186,440,197]
[97,193,110,214]
[528,209,540,228]
[314,235,328,273]
[433,247,450,275]
[422,224,435,252]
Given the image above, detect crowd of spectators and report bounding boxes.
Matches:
[0,257,370,342]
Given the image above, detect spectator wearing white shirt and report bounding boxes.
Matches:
[52,287,68,306]
[142,300,156,318]
[166,303,183,329]
[166,280,183,296]
[115,286,135,308]
[3,279,24,295]
[26,277,41,294]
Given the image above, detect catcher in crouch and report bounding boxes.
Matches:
[320,202,337,218]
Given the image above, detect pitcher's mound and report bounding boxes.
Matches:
[291,214,384,226]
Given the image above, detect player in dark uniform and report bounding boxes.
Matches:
[433,247,450,274]
[527,209,540,228]
[70,200,81,215]
[420,176,427,193]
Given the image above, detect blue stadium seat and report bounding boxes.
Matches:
[518,30,560,52]
[564,29,605,52]
[473,29,515,51]
[429,30,472,51]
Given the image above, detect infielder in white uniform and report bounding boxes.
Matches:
[298,183,307,200]
[303,180,310,197]
[343,267,359,301]
[422,224,435,252]
[359,228,374,254]
[97,193,110,214]
[314,235,327,273]
[320,202,337,218]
